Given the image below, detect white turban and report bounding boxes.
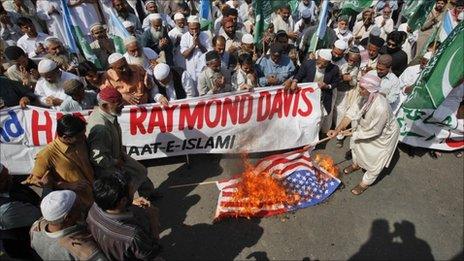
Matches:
[38,59,58,74]
[145,0,156,6]
[40,190,76,222]
[301,8,312,19]
[241,33,254,44]
[174,13,185,20]
[153,63,170,80]
[187,15,199,24]
[148,13,162,21]
[108,53,124,65]
[317,49,332,61]
[423,51,433,60]
[123,35,138,46]
[334,39,348,51]
[122,20,134,28]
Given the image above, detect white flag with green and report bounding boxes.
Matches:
[397,22,464,151]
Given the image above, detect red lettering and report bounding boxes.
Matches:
[164,104,178,132]
[31,110,53,146]
[179,102,205,130]
[221,97,239,127]
[257,91,271,122]
[238,93,253,124]
[283,90,296,117]
[298,88,314,116]
[205,99,222,128]
[147,106,166,133]
[268,89,283,119]
[130,107,147,135]
[292,89,301,116]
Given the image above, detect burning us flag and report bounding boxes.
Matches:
[214,148,341,220]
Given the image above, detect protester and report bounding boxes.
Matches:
[232,52,258,91]
[180,15,211,85]
[3,45,39,88]
[86,87,159,201]
[0,164,41,259]
[103,53,152,105]
[34,59,80,109]
[383,31,408,77]
[257,43,295,87]
[151,62,186,104]
[30,190,107,261]
[16,16,49,60]
[334,15,353,45]
[353,9,375,44]
[367,54,401,113]
[328,74,400,195]
[0,74,36,108]
[168,12,188,69]
[123,36,159,76]
[142,13,173,65]
[44,37,75,72]
[374,6,394,40]
[198,50,232,96]
[87,172,162,260]
[288,48,340,133]
[60,79,97,112]
[416,0,448,57]
[77,61,106,92]
[90,23,116,70]
[24,114,95,210]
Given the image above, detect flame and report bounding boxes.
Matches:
[230,154,300,218]
[314,154,340,178]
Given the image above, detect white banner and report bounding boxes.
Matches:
[0,85,322,174]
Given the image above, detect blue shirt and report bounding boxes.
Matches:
[257,55,296,87]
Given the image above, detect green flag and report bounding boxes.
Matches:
[340,0,373,15]
[253,0,298,44]
[73,27,103,69]
[403,21,464,110]
[402,0,435,31]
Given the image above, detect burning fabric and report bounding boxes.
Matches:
[214,148,341,220]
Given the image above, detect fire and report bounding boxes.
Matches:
[231,155,300,218]
[314,154,340,178]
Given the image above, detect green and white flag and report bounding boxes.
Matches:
[397,21,464,151]
[402,0,435,31]
[340,0,373,15]
[253,0,298,45]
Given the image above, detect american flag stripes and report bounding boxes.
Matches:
[214,148,341,220]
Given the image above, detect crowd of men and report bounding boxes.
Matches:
[1,0,464,260]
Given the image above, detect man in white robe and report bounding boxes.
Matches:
[328,74,400,195]
[36,0,66,42]
[123,36,159,77]
[68,0,101,36]
[168,13,187,69]
[398,52,432,107]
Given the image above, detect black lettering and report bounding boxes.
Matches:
[128,146,139,156]
[230,135,236,149]
[186,138,196,149]
[216,135,231,149]
[150,142,162,153]
[195,138,204,149]
[141,144,152,155]
[204,137,215,149]
[166,141,175,152]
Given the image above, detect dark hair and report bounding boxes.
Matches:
[16,17,34,27]
[224,7,238,17]
[212,35,226,46]
[93,172,131,211]
[56,114,86,137]
[77,61,98,76]
[238,53,253,65]
[387,31,407,45]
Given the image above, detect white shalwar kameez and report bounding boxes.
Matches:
[347,94,400,185]
[68,1,101,36]
[36,0,66,42]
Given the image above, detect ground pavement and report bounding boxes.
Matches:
[144,140,463,260]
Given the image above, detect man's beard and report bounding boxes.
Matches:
[128,54,145,67]
[150,27,163,40]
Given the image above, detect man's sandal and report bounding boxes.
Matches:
[351,184,368,195]
[343,165,361,175]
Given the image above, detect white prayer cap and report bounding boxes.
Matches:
[148,13,162,21]
[89,22,104,32]
[174,13,185,20]
[44,36,62,46]
[301,8,312,19]
[122,20,134,28]
[241,33,254,44]
[317,49,332,61]
[370,26,381,37]
[334,39,348,50]
[187,15,200,24]
[108,53,124,65]
[153,63,170,80]
[40,190,76,222]
[423,51,433,60]
[145,0,156,6]
[38,59,58,74]
[123,35,138,46]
